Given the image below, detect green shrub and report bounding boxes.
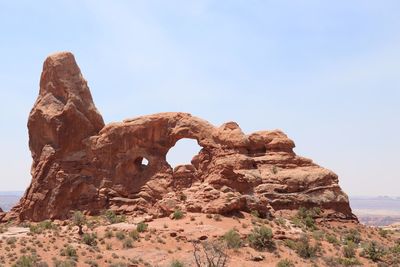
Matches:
[123,238,134,249]
[172,209,184,220]
[39,220,54,230]
[274,217,286,227]
[276,259,295,267]
[326,234,339,245]
[29,220,56,234]
[272,165,278,174]
[72,211,86,235]
[115,231,126,240]
[6,237,17,245]
[53,260,76,267]
[170,260,185,267]
[108,263,127,267]
[60,245,78,261]
[223,229,242,249]
[344,229,361,244]
[136,222,148,233]
[104,210,125,224]
[82,233,97,247]
[250,210,260,218]
[213,214,222,221]
[295,236,318,259]
[104,230,113,239]
[13,255,38,267]
[312,230,324,241]
[129,229,140,240]
[343,241,356,258]
[378,228,389,238]
[283,239,297,250]
[391,243,400,254]
[304,216,316,230]
[293,207,320,230]
[248,225,274,251]
[297,207,321,218]
[84,260,98,267]
[337,257,362,266]
[361,241,385,262]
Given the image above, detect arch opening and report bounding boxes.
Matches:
[166,138,202,169]
[134,156,149,170]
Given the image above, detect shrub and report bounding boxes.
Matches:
[276,259,295,267]
[29,220,55,234]
[222,229,242,249]
[39,220,54,230]
[84,260,98,267]
[391,243,400,254]
[293,207,320,230]
[295,236,318,259]
[60,245,78,261]
[193,241,228,267]
[172,209,184,220]
[361,241,385,262]
[136,222,148,233]
[170,260,185,267]
[129,229,140,240]
[337,257,362,266]
[6,237,17,245]
[213,214,222,221]
[312,230,324,241]
[82,233,97,247]
[378,228,389,238]
[248,225,274,251]
[250,210,260,218]
[123,238,134,249]
[104,230,113,239]
[72,211,86,235]
[272,166,278,174]
[104,210,125,224]
[115,231,126,240]
[344,229,361,244]
[326,234,339,245]
[108,263,128,267]
[304,216,316,230]
[13,255,38,267]
[53,260,77,267]
[343,241,356,258]
[274,217,286,227]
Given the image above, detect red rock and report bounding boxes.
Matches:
[5,52,357,222]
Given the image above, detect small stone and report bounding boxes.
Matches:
[251,255,265,262]
[198,235,208,241]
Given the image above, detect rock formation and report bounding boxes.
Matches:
[4,52,356,222]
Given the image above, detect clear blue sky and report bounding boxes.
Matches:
[0,1,399,196]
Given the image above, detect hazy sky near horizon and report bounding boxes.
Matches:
[0,1,399,196]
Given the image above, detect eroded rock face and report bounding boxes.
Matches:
[6,52,356,222]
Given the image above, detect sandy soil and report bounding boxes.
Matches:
[0,212,399,267]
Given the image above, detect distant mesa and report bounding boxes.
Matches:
[1,52,357,222]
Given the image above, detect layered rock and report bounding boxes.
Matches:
[5,52,356,222]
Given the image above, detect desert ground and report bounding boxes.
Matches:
[1,209,400,267]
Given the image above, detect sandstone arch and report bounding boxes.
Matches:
[3,52,356,222]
